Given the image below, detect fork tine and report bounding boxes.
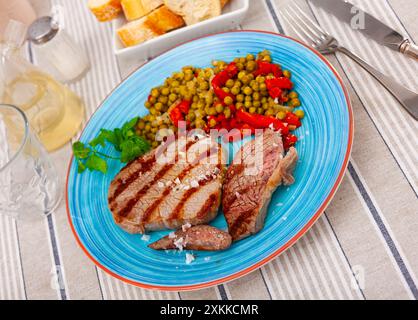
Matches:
[293,3,329,38]
[286,5,324,42]
[279,10,308,43]
[280,9,318,46]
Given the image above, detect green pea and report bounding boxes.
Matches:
[290,98,301,107]
[236,94,245,102]
[283,70,291,78]
[246,53,255,61]
[137,121,145,130]
[155,102,163,111]
[289,91,298,99]
[199,81,209,90]
[253,101,261,108]
[246,60,257,72]
[243,87,253,96]
[224,96,234,106]
[277,111,286,120]
[169,93,177,102]
[295,109,305,119]
[249,107,256,114]
[171,80,180,87]
[161,87,170,96]
[265,109,275,116]
[224,107,232,119]
[256,76,266,83]
[225,79,235,88]
[215,104,224,113]
[237,71,246,80]
[151,88,160,98]
[231,86,240,95]
[208,107,217,116]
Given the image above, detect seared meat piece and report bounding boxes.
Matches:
[222,129,298,241]
[108,135,227,234]
[148,225,232,251]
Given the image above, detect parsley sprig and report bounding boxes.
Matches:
[72,117,151,174]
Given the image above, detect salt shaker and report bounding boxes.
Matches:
[27,16,90,83]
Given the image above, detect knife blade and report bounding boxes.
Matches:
[310,0,418,60]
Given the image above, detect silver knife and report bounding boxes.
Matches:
[310,0,418,60]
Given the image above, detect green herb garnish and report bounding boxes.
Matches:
[72,117,151,174]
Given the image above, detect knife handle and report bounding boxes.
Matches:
[400,40,418,61]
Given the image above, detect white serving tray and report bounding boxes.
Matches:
[113,0,249,63]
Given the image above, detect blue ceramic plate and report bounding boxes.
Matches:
[66,31,353,291]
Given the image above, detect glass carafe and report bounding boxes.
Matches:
[0,20,85,151]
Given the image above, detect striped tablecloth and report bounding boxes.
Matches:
[1,0,417,300]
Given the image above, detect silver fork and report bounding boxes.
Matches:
[280,4,418,120]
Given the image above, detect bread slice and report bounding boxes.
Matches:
[164,0,221,26]
[144,5,185,34]
[116,16,160,47]
[121,0,163,21]
[221,0,229,8]
[88,0,122,22]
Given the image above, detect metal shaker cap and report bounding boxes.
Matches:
[27,16,59,45]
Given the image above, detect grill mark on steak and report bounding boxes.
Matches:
[108,155,156,203]
[196,193,218,219]
[228,209,254,239]
[222,184,251,212]
[115,140,197,218]
[170,164,221,220]
[142,147,221,223]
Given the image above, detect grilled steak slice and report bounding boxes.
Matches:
[222,129,298,241]
[108,134,227,234]
[148,225,232,251]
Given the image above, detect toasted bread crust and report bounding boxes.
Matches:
[88,0,122,22]
[121,0,163,21]
[116,17,160,47]
[145,5,185,34]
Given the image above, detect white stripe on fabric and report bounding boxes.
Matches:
[287,247,315,299]
[316,220,355,300]
[3,216,21,299]
[261,263,286,299]
[282,252,306,299]
[0,217,12,298]
[348,160,417,299]
[293,241,326,300]
[10,219,26,299]
[321,216,365,300]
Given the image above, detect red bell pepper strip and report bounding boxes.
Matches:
[284,112,302,128]
[265,77,293,90]
[211,62,238,102]
[283,134,298,150]
[253,60,283,77]
[169,100,191,127]
[236,110,289,135]
[268,87,283,99]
